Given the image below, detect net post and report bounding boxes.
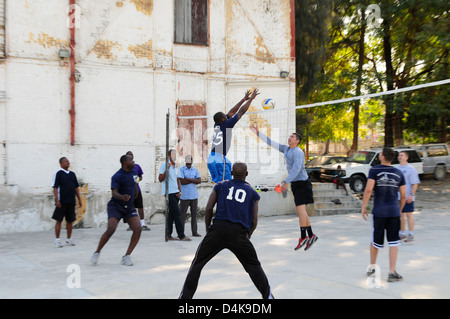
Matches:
[165,109,170,242]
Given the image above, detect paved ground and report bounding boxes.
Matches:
[0,176,449,299]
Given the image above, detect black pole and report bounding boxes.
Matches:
[165,109,169,242]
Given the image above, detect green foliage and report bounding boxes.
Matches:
[296,0,450,146]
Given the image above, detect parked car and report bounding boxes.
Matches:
[320,148,423,193]
[413,143,450,180]
[305,155,346,181]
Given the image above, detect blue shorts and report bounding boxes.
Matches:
[207,152,232,183]
[402,202,414,213]
[107,200,138,223]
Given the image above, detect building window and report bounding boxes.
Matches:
[174,0,208,46]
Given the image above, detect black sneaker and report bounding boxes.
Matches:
[387,272,403,282]
[305,234,318,250]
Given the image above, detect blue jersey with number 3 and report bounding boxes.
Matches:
[213,179,260,231]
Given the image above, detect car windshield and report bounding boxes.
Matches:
[347,151,376,164]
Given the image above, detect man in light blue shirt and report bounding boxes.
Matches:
[159,149,190,241]
[178,155,202,237]
[250,125,317,251]
[398,151,421,242]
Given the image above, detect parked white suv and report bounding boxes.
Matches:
[320,148,423,193]
[413,143,450,180]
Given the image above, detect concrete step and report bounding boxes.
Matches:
[314,196,358,203]
[312,182,340,190]
[310,182,362,216]
[314,201,361,209]
[310,207,362,216]
[313,189,352,197]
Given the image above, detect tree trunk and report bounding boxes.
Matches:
[382,16,395,147]
[350,9,366,155]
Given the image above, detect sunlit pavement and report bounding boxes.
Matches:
[1,204,449,299]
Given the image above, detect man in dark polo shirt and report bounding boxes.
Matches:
[91,154,141,266]
[179,162,274,299]
[52,157,82,248]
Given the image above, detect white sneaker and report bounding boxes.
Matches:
[91,252,100,265]
[66,238,75,246]
[55,239,63,248]
[121,255,133,266]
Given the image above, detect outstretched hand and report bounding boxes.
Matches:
[249,125,259,135]
[250,88,260,99]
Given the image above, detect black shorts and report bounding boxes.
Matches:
[372,216,401,249]
[134,191,143,209]
[291,180,314,206]
[52,203,76,223]
[107,200,138,223]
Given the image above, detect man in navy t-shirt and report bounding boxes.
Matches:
[179,162,274,299]
[207,89,259,183]
[362,147,406,282]
[91,154,141,266]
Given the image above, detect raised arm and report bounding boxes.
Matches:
[249,125,286,153]
[235,89,259,120]
[227,90,252,118]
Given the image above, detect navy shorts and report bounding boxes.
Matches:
[372,216,401,249]
[402,202,414,213]
[107,200,138,223]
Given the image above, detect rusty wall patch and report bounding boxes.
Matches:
[130,0,153,16]
[27,32,68,48]
[255,35,275,64]
[128,39,153,60]
[91,39,122,60]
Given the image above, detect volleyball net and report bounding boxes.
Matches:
[166,79,449,186]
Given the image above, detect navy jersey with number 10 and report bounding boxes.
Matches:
[213,179,261,231]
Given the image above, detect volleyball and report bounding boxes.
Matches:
[262,98,275,110]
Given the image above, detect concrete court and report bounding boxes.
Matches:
[1,204,449,299]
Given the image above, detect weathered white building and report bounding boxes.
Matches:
[0,0,296,233]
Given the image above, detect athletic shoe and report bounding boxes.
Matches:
[387,272,403,282]
[66,239,75,246]
[406,234,414,242]
[400,234,407,242]
[366,267,376,277]
[141,225,151,231]
[91,252,100,265]
[54,239,63,248]
[305,234,318,250]
[121,255,133,266]
[294,237,309,251]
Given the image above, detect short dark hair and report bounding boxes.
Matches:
[120,154,131,164]
[381,147,395,162]
[59,157,67,163]
[292,133,301,145]
[213,112,226,124]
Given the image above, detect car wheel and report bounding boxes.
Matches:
[350,175,366,193]
[433,165,446,180]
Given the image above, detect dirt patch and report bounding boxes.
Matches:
[415,174,450,211]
